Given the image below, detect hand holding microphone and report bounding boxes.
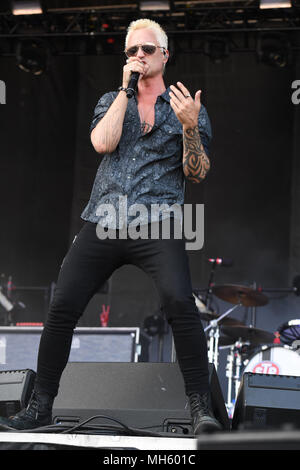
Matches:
[122,57,148,98]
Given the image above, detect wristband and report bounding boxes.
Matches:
[118,86,127,93]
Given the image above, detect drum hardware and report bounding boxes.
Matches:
[195,279,300,417]
[291,340,300,351]
[204,261,216,311]
[225,344,234,413]
[219,321,274,415]
[225,340,247,414]
[250,281,257,329]
[204,304,242,371]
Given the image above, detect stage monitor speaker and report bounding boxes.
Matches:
[0,369,36,417]
[232,372,300,430]
[53,362,230,434]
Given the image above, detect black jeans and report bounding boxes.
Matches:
[35,220,209,397]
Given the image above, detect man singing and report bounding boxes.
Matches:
[0,18,221,434]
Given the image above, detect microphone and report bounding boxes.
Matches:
[126,72,140,99]
[208,257,233,267]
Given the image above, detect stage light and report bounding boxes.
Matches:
[204,38,230,64]
[12,0,42,15]
[139,1,170,11]
[16,39,50,75]
[143,314,166,337]
[256,33,292,68]
[259,0,291,8]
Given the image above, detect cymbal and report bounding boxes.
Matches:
[212,284,269,307]
[221,325,275,345]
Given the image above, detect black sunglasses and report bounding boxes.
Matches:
[125,43,165,58]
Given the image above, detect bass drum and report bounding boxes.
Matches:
[244,344,300,376]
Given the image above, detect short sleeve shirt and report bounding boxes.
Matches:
[81,86,212,229]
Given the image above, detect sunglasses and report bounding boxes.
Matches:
[125,43,165,58]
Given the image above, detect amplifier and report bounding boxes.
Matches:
[232,372,300,430]
[0,327,140,372]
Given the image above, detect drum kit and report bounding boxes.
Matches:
[193,283,300,416]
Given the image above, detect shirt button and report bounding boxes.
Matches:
[132,158,136,161]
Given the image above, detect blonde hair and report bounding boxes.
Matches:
[125,18,168,50]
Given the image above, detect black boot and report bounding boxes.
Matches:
[0,390,54,431]
[188,392,222,434]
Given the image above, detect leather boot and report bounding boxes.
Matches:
[0,390,54,431]
[188,392,222,434]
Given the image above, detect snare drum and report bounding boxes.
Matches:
[244,344,300,376]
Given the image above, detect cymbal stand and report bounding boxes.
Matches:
[225,340,244,415]
[225,345,234,413]
[204,262,217,311]
[234,340,243,398]
[204,303,241,371]
[207,324,219,370]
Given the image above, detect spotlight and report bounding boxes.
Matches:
[12,0,42,15]
[143,314,166,337]
[16,39,50,75]
[256,34,292,68]
[204,37,229,64]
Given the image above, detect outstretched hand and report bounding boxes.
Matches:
[169,82,201,128]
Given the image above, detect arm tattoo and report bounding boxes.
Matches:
[182,126,210,183]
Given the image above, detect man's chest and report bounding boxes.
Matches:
[137,101,155,135]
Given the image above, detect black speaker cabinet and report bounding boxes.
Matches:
[232,372,300,430]
[0,369,36,417]
[53,362,230,434]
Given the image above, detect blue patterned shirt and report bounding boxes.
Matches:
[81,86,212,229]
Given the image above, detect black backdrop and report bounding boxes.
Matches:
[0,42,300,341]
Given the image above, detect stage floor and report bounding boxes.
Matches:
[1,429,300,451]
[0,430,197,451]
